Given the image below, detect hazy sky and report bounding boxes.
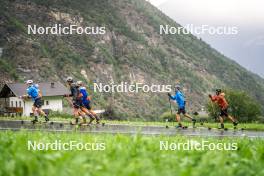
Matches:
[147,0,264,77]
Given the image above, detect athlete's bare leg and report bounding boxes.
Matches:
[80,107,93,125]
[80,107,95,124]
[36,108,46,116]
[227,115,235,123]
[184,114,193,120]
[71,108,82,125]
[81,107,94,117]
[35,107,49,122]
[31,105,39,123]
[89,110,100,123]
[219,116,224,123]
[176,114,181,124]
[219,116,225,128]
[32,106,36,113]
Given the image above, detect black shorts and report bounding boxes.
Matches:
[73,100,82,109]
[177,107,186,115]
[220,108,229,117]
[82,102,92,110]
[33,97,42,108]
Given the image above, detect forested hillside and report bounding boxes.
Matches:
[0,0,263,119]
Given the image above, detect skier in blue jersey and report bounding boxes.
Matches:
[76,81,100,125]
[168,85,196,128]
[20,80,49,124]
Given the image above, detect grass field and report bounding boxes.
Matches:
[1,116,264,131]
[0,130,264,176]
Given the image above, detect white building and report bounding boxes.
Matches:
[0,82,69,116]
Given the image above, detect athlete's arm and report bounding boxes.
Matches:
[38,89,42,97]
[20,88,31,99]
[209,95,217,101]
[87,96,91,101]
[19,95,30,99]
[78,92,83,99]
[168,93,176,100]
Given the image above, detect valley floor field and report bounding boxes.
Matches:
[0,131,264,176]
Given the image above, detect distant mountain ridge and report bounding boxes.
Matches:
[158,0,264,78]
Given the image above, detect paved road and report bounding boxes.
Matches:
[0,120,264,138]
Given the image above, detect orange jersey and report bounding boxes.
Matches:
[210,93,228,109]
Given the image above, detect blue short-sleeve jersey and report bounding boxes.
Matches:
[27,85,39,101]
[79,86,90,105]
[169,91,185,108]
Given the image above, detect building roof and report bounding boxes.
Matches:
[0,82,70,98]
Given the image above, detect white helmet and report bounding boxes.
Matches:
[76,81,83,86]
[26,80,33,84]
[66,77,73,82]
[175,85,181,90]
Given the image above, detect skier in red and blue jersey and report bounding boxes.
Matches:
[168,85,196,128]
[77,81,100,125]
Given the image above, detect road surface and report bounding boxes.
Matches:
[0,120,264,138]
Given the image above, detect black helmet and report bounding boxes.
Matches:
[216,89,222,93]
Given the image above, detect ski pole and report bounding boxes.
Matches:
[168,96,174,127]
[210,100,218,122]
[169,97,172,115]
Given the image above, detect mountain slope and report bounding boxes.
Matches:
[0,0,263,119]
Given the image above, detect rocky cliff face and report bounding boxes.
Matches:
[0,0,264,119]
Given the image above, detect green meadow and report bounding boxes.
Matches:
[0,131,263,176]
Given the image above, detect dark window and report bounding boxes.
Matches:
[46,101,49,105]
[11,101,13,107]
[16,101,17,107]
[19,101,22,107]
